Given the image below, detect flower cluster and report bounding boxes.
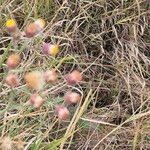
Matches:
[4,18,83,121]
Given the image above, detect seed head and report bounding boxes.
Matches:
[24,71,44,90]
[42,43,50,54]
[44,69,58,83]
[29,93,44,108]
[5,74,19,87]
[6,53,21,69]
[66,70,82,85]
[55,105,70,120]
[64,91,81,104]
[25,23,37,38]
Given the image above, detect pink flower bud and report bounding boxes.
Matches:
[66,70,82,85]
[55,105,70,120]
[44,69,58,83]
[64,91,81,104]
[6,53,21,69]
[42,43,50,54]
[25,23,37,38]
[29,93,44,108]
[5,74,19,87]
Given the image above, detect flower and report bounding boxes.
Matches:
[24,71,44,90]
[6,53,21,69]
[5,74,19,87]
[66,70,82,85]
[29,93,44,108]
[49,44,59,56]
[55,105,70,120]
[5,19,17,33]
[64,91,81,104]
[25,23,37,38]
[34,18,46,32]
[44,69,58,83]
[25,19,45,38]
[42,43,59,56]
[42,43,50,54]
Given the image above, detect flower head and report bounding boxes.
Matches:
[42,43,50,54]
[64,91,81,104]
[25,23,37,38]
[42,43,59,56]
[5,19,17,33]
[6,53,21,69]
[25,19,45,38]
[66,70,82,85]
[49,44,59,56]
[34,18,46,32]
[44,69,58,83]
[24,71,44,90]
[29,93,44,108]
[55,105,70,120]
[5,74,19,87]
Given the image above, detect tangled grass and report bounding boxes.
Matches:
[0,0,150,149]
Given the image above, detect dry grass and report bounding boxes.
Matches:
[0,0,150,150]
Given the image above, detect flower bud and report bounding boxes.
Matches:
[42,43,50,54]
[34,18,46,32]
[5,19,17,33]
[5,74,19,87]
[29,93,44,108]
[25,23,37,38]
[64,91,81,104]
[55,105,70,120]
[42,43,59,56]
[66,70,82,85]
[6,53,21,69]
[44,69,58,83]
[24,71,44,90]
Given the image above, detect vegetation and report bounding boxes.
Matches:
[0,0,149,149]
